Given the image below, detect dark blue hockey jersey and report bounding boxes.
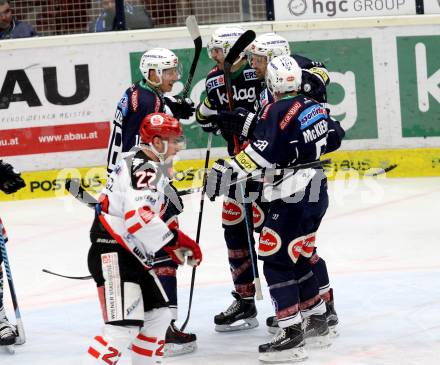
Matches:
[197,62,264,155]
[107,81,166,174]
[248,95,330,169]
[257,54,329,112]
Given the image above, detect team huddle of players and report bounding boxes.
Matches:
[0,26,345,364]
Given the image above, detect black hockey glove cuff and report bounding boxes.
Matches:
[195,111,221,135]
[0,161,26,194]
[216,107,257,139]
[165,95,195,120]
[206,159,237,201]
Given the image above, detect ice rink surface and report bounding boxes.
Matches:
[0,176,439,364]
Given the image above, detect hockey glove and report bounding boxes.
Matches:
[165,95,195,120]
[0,161,26,194]
[164,229,202,266]
[196,113,221,135]
[216,107,257,139]
[206,159,237,201]
[301,69,328,103]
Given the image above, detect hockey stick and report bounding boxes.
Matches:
[41,255,175,281]
[222,30,265,300]
[180,133,213,332]
[182,15,202,98]
[0,230,25,345]
[230,158,332,186]
[41,269,91,280]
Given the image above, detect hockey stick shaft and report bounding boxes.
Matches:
[41,255,174,281]
[222,30,263,300]
[0,231,25,345]
[182,15,202,98]
[180,133,213,332]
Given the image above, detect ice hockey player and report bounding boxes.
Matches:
[0,160,26,347]
[106,48,198,355]
[206,55,344,362]
[215,33,343,337]
[195,25,266,332]
[86,112,202,365]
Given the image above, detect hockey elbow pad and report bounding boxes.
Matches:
[164,229,202,266]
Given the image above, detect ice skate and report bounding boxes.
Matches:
[0,318,16,354]
[325,290,339,338]
[163,320,197,357]
[303,313,331,349]
[258,323,307,363]
[214,291,259,332]
[266,315,279,334]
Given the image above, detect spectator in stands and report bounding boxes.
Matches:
[89,0,153,32]
[0,0,36,39]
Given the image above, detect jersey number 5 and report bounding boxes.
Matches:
[315,138,327,159]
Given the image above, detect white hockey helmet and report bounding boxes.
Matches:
[248,33,290,63]
[139,48,181,86]
[266,55,302,95]
[207,26,245,59]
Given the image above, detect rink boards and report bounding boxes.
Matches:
[1,147,439,201]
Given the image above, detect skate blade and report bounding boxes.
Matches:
[215,317,259,333]
[163,341,197,357]
[329,325,339,338]
[305,333,331,349]
[258,346,308,363]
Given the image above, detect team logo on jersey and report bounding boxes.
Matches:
[131,90,139,112]
[252,203,265,228]
[222,198,244,226]
[280,101,302,130]
[258,227,282,256]
[298,105,327,130]
[206,75,225,93]
[243,69,257,81]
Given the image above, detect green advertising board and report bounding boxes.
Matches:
[397,35,440,137]
[130,38,378,148]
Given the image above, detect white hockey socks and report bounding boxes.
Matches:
[85,324,137,365]
[131,307,172,365]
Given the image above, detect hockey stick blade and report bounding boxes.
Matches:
[224,29,256,68]
[182,15,202,98]
[42,269,92,280]
[223,30,256,110]
[65,178,98,208]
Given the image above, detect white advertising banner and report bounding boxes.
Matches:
[274,0,416,20]
[424,0,440,13]
[1,17,440,172]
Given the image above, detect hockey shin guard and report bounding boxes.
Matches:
[131,307,172,365]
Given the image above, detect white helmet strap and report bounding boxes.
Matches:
[146,138,169,163]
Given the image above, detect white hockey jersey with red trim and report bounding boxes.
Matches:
[98,150,174,266]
